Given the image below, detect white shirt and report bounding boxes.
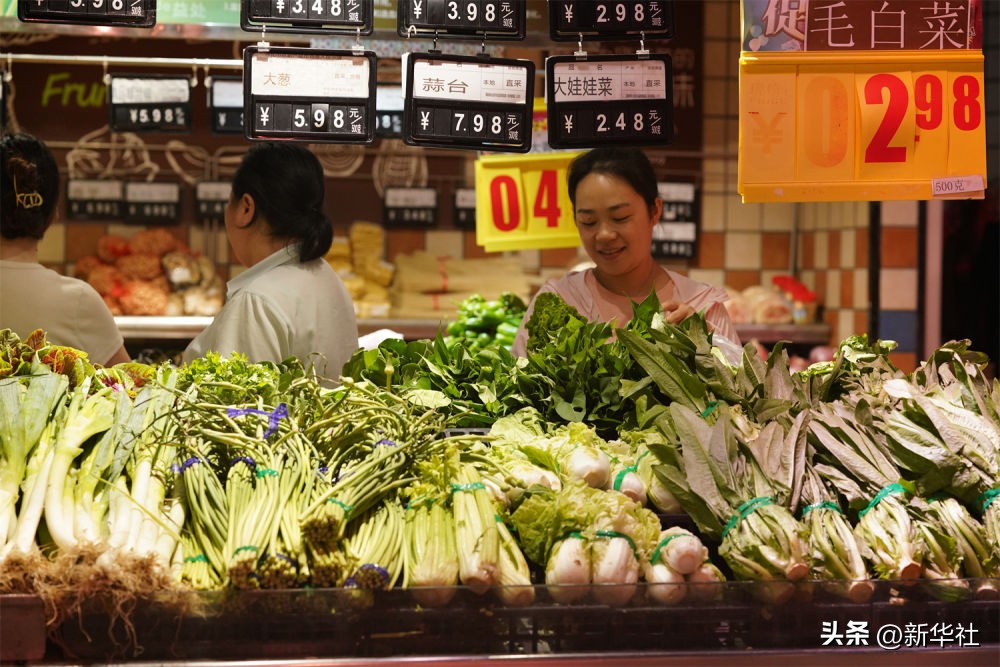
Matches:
[0,260,124,365]
[183,245,359,381]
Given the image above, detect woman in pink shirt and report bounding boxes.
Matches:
[512,147,738,357]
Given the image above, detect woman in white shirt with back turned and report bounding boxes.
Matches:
[184,143,358,382]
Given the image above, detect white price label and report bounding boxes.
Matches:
[385,187,437,207]
[110,77,190,104]
[658,182,696,202]
[196,181,232,201]
[550,59,667,103]
[250,53,370,99]
[931,175,985,198]
[126,182,180,203]
[455,188,477,208]
[410,58,529,104]
[653,222,697,242]
[211,79,244,108]
[68,180,123,200]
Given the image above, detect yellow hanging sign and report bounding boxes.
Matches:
[739,51,986,202]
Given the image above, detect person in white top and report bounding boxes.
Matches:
[512,147,739,358]
[183,143,359,382]
[0,133,129,366]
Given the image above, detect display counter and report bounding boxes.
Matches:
[4,580,996,665]
[115,317,831,347]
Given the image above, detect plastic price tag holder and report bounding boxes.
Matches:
[396,0,525,41]
[375,84,405,138]
[545,53,674,149]
[108,74,193,133]
[210,76,245,134]
[403,52,534,153]
[453,187,477,230]
[548,0,674,42]
[383,187,438,228]
[124,182,181,224]
[66,180,125,221]
[196,181,232,223]
[243,45,377,145]
[18,0,157,28]
[241,0,373,36]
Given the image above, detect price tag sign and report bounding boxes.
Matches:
[403,53,534,153]
[652,181,697,259]
[243,46,376,144]
[18,0,157,28]
[474,151,582,252]
[548,1,673,42]
[124,182,181,223]
[209,76,244,134]
[397,0,525,40]
[738,52,987,202]
[108,75,192,133]
[384,187,438,227]
[66,180,124,220]
[453,187,476,229]
[546,54,673,149]
[375,84,404,138]
[196,181,231,223]
[241,0,372,36]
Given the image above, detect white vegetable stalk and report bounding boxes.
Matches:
[643,561,686,605]
[545,536,590,604]
[44,383,116,552]
[608,464,647,506]
[591,535,640,606]
[685,561,726,603]
[638,456,681,513]
[562,446,611,489]
[495,520,535,606]
[653,527,708,575]
[452,464,499,594]
[404,501,459,607]
[507,460,561,492]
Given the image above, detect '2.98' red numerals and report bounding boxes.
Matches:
[864,73,982,163]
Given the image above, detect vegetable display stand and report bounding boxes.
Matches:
[30,579,1000,663]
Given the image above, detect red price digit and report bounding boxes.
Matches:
[953,75,981,131]
[489,174,520,232]
[914,74,943,130]
[532,169,562,228]
[864,73,908,163]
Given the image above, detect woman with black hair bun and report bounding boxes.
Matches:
[0,132,129,366]
[183,143,358,381]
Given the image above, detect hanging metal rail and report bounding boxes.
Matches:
[2,53,243,70]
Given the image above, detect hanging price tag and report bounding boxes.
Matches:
[241,0,372,36]
[196,181,231,223]
[473,151,582,252]
[243,46,376,144]
[453,187,477,229]
[209,76,244,134]
[18,0,157,28]
[124,182,181,224]
[384,187,438,228]
[403,52,534,153]
[548,0,673,42]
[108,75,192,133]
[546,54,673,149]
[738,51,986,202]
[66,180,124,221]
[396,0,525,40]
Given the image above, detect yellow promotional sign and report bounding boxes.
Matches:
[474,151,582,252]
[739,51,986,202]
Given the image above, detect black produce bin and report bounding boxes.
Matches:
[41,579,999,661]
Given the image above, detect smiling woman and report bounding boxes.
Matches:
[511,147,739,358]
